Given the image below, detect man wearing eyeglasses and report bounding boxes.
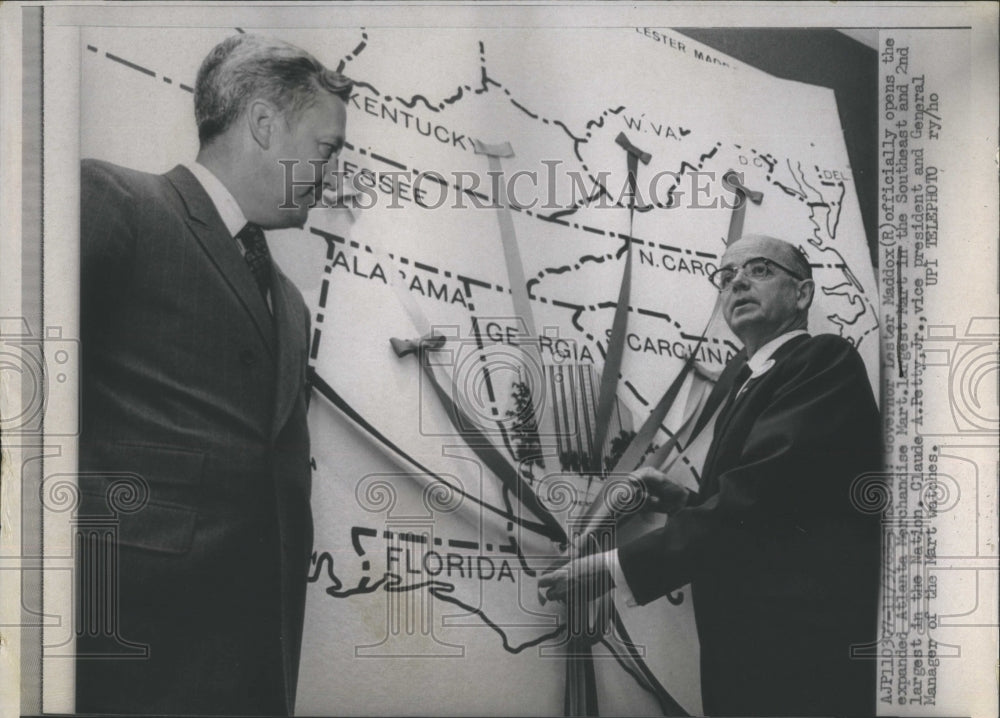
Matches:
[540,234,882,716]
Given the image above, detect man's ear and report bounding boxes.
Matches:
[795,278,815,311]
[247,99,279,150]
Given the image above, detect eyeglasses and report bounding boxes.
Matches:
[708,257,806,291]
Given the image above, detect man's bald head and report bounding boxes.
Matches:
[716,234,815,357]
[731,234,812,279]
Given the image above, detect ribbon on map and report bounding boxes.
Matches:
[375,135,765,716]
[382,136,568,543]
[559,165,765,715]
[472,138,558,471]
[572,168,766,549]
[721,170,764,245]
[388,332,567,543]
[608,603,691,716]
[587,133,651,474]
[563,132,651,717]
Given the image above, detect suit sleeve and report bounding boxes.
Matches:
[80,160,138,313]
[617,336,880,604]
[304,307,313,410]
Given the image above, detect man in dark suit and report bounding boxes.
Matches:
[76,34,350,716]
[540,235,882,716]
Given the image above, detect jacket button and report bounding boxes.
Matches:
[239,349,256,366]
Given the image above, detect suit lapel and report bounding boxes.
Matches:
[690,348,748,441]
[715,334,811,439]
[711,365,752,443]
[164,165,276,357]
[698,356,747,486]
[270,267,306,439]
[701,334,811,484]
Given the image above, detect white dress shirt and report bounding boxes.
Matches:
[185,161,272,310]
[744,329,808,375]
[184,161,247,239]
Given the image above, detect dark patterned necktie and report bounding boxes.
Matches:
[717,361,752,426]
[236,222,272,300]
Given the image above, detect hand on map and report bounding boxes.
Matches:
[537,551,614,605]
[629,466,691,514]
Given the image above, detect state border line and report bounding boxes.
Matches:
[309,225,739,353]
[84,37,857,281]
[344,142,859,278]
[343,138,726,262]
[83,40,855,282]
[83,37,867,355]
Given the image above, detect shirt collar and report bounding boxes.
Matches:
[184,161,247,238]
[746,329,808,377]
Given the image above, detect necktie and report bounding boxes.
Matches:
[698,360,752,488]
[716,361,752,427]
[733,364,756,401]
[236,222,272,300]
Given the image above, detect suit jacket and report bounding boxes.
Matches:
[619,334,882,716]
[76,159,313,716]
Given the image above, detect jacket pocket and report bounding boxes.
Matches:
[78,441,205,555]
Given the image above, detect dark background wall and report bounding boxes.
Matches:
[675,29,878,266]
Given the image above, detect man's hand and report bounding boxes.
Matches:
[537,552,614,605]
[630,466,691,514]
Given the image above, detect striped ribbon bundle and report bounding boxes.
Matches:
[373,132,762,716]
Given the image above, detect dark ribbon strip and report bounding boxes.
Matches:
[565,166,765,714]
[571,327,710,545]
[634,170,764,462]
[565,635,600,716]
[631,395,697,475]
[376,155,759,716]
[563,133,650,717]
[622,169,761,474]
[686,348,749,446]
[612,324,712,474]
[308,367,562,541]
[389,334,567,544]
[607,603,689,715]
[575,171,766,543]
[640,171,761,458]
[589,132,652,473]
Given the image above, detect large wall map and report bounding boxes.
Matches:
[80,24,879,715]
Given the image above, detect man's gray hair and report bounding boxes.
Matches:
[194,34,353,144]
